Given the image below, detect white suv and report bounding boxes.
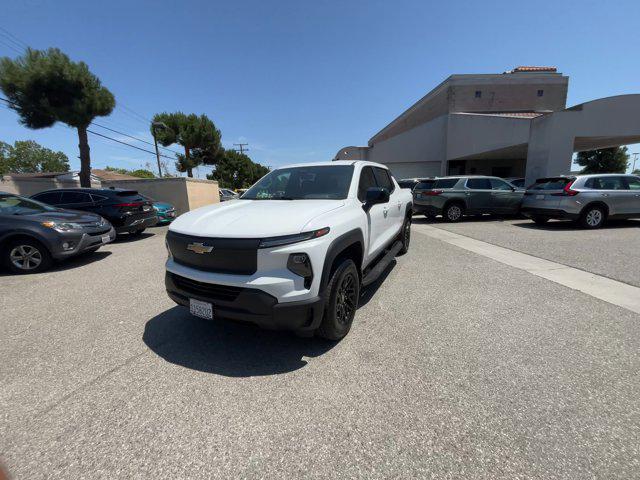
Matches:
[165,161,413,339]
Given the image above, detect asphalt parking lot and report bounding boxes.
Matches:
[2,221,639,479]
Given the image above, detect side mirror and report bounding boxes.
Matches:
[363,187,390,211]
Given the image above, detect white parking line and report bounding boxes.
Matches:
[413,224,640,315]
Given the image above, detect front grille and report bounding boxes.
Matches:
[171,274,243,302]
[167,231,259,275]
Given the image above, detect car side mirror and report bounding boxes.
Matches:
[363,187,390,211]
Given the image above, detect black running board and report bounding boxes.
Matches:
[362,241,402,287]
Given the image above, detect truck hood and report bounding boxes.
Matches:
[170,199,345,238]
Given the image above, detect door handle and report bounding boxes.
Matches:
[465,192,471,196]
[601,193,609,197]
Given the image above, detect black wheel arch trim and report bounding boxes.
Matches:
[580,201,609,217]
[0,230,51,251]
[319,229,364,295]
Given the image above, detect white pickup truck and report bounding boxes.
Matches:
[165,160,413,340]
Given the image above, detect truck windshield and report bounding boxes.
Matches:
[241,165,354,200]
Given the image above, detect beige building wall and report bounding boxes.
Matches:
[0,177,100,196]
[185,178,220,211]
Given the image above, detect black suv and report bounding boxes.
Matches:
[0,192,115,273]
[31,188,157,236]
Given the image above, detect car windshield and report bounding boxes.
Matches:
[241,165,354,200]
[0,194,57,215]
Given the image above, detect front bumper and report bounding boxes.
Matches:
[521,207,579,220]
[165,272,325,333]
[156,209,177,223]
[50,226,116,259]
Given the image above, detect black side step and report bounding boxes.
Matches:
[362,241,402,287]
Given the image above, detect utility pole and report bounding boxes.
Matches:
[233,143,249,154]
[632,152,639,173]
[151,122,169,177]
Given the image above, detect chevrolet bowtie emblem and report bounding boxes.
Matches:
[187,242,214,254]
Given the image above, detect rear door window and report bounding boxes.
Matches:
[584,176,628,190]
[466,178,491,189]
[60,191,93,204]
[434,178,459,189]
[415,180,435,190]
[358,167,378,201]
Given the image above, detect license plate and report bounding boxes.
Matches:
[143,205,151,211]
[101,234,110,244]
[536,194,545,200]
[189,298,213,319]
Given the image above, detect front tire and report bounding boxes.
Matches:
[580,205,606,229]
[4,238,52,274]
[317,259,360,340]
[131,228,146,236]
[397,216,411,255]
[532,216,549,225]
[444,202,464,222]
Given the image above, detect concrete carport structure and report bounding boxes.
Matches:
[334,66,640,183]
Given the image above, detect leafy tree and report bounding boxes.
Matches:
[104,166,155,178]
[576,146,629,174]
[207,150,269,189]
[0,48,115,187]
[0,139,70,175]
[151,112,222,177]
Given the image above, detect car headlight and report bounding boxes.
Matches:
[259,227,330,249]
[41,221,84,232]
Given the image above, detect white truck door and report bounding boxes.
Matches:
[374,167,403,238]
[358,166,389,265]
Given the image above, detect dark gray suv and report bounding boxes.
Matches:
[0,193,115,273]
[413,176,524,221]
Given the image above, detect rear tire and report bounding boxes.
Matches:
[397,216,411,255]
[131,228,146,236]
[580,205,606,229]
[317,259,360,341]
[443,202,464,222]
[532,216,549,225]
[4,238,52,274]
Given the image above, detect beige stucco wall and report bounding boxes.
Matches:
[101,177,219,215]
[0,177,100,196]
[185,178,219,211]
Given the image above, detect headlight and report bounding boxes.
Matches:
[41,221,83,232]
[259,227,330,249]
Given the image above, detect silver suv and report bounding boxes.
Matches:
[521,174,640,228]
[412,176,523,221]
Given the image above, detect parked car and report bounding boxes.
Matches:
[505,177,526,188]
[397,178,423,190]
[140,196,176,224]
[0,192,115,273]
[412,176,524,221]
[521,174,640,228]
[219,188,239,202]
[31,188,157,236]
[165,161,413,340]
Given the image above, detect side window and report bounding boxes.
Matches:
[625,177,640,190]
[593,176,627,190]
[373,168,394,193]
[434,178,459,189]
[490,178,513,191]
[90,194,108,203]
[466,178,491,189]
[32,191,62,204]
[60,191,92,204]
[358,167,378,202]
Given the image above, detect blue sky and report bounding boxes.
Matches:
[2,0,640,176]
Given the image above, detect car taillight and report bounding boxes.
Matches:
[115,202,143,207]
[551,182,579,196]
[424,190,444,196]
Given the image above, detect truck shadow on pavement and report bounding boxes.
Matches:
[143,307,337,377]
[142,264,394,377]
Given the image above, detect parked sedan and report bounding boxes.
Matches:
[521,174,640,228]
[0,193,115,273]
[31,188,157,236]
[413,176,523,221]
[140,196,176,224]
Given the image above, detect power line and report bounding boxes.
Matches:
[86,129,175,160]
[0,26,29,48]
[90,122,180,155]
